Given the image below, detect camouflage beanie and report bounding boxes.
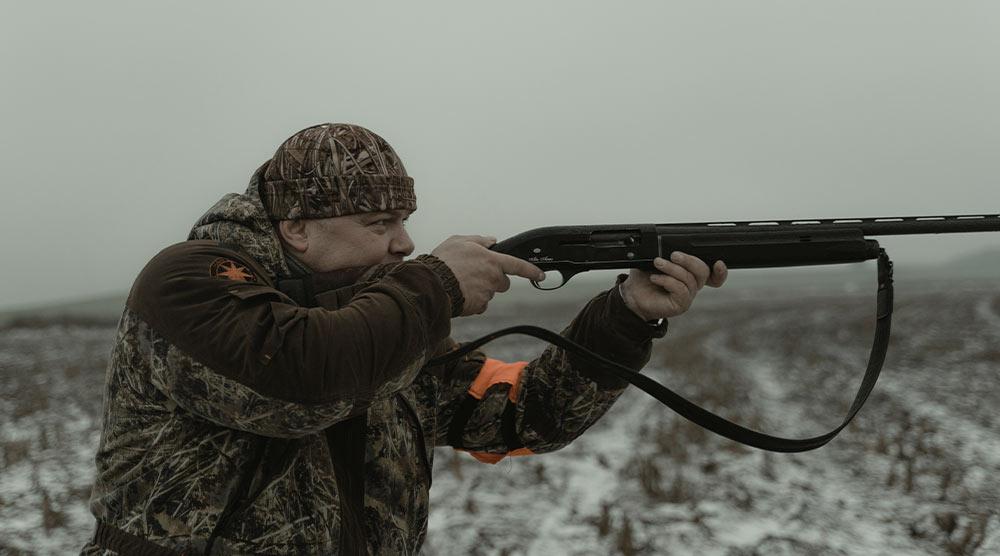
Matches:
[259,123,416,220]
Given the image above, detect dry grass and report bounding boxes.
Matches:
[5,288,1000,555]
[608,289,1000,554]
[2,439,32,468]
[0,320,113,553]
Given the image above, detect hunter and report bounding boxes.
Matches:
[82,123,727,555]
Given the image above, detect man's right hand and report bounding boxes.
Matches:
[430,235,546,316]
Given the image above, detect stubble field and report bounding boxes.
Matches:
[1,273,998,555]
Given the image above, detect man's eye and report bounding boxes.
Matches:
[370,219,389,227]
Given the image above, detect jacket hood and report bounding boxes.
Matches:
[188,163,291,279]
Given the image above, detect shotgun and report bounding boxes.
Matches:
[428,213,1000,452]
[490,214,1000,289]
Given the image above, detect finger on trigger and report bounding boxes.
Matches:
[496,252,546,281]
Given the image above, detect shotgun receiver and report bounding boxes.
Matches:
[491,214,1000,289]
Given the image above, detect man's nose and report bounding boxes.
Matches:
[391,228,415,257]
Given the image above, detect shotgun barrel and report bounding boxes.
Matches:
[654,213,1000,236]
[491,213,1000,289]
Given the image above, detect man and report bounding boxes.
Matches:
[83,123,727,555]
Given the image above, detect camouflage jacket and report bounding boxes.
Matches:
[82,179,666,555]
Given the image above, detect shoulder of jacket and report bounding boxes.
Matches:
[139,240,274,287]
[126,240,280,319]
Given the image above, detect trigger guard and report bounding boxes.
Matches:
[531,270,569,290]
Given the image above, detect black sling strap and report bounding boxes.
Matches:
[326,415,370,556]
[428,249,894,453]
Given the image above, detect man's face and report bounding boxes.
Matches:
[299,209,415,272]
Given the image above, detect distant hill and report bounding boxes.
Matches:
[937,246,1000,277]
[0,293,126,327]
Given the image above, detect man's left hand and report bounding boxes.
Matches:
[620,252,728,321]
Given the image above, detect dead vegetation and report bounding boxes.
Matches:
[0,321,113,553]
[4,288,1000,554]
[594,289,1000,555]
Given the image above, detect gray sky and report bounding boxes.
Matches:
[1,1,997,310]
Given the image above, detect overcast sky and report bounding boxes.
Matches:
[1,1,997,310]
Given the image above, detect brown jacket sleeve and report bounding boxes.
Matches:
[128,240,459,438]
[432,274,667,461]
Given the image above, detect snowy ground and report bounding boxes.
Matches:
[423,277,1000,556]
[0,320,110,555]
[1,275,998,555]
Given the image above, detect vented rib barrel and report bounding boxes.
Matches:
[655,214,1000,236]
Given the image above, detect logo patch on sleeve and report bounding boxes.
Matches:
[210,258,256,282]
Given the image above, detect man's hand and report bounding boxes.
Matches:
[431,235,545,316]
[620,252,728,321]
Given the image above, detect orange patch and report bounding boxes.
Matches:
[462,447,536,465]
[210,258,255,282]
[468,359,528,403]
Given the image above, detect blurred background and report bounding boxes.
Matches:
[1,0,998,313]
[1,1,998,554]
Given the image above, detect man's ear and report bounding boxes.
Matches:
[277,219,309,253]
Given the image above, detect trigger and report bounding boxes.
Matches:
[531,271,568,291]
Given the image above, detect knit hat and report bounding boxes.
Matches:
[258,123,416,220]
